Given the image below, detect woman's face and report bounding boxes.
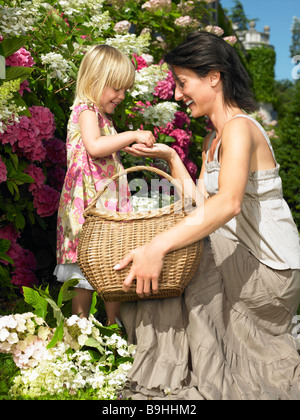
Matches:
[172,66,215,118]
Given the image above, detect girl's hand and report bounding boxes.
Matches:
[124,143,176,163]
[114,240,165,298]
[134,130,156,148]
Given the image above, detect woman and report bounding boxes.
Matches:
[116,31,300,400]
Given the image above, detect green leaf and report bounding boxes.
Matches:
[84,337,105,354]
[11,172,34,184]
[14,212,25,230]
[89,292,98,316]
[1,37,27,58]
[0,239,14,265]
[45,298,64,326]
[5,66,33,83]
[47,321,64,349]
[56,278,79,307]
[23,286,48,319]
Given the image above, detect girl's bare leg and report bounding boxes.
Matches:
[72,288,94,318]
[104,301,121,325]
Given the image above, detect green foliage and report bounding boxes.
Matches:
[290,16,300,58]
[272,80,300,229]
[246,46,276,104]
[227,0,253,31]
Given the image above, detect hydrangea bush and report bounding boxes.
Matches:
[0,0,228,301]
[0,280,136,399]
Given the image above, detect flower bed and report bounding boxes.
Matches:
[0,280,135,399]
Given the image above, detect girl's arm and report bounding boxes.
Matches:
[124,136,210,206]
[79,109,155,158]
[116,119,253,297]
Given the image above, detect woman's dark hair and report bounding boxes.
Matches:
[164,31,258,113]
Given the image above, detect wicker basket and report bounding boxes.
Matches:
[77,166,203,302]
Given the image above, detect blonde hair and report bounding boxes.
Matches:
[73,45,135,111]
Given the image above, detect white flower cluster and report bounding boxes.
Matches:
[41,52,71,83]
[56,0,105,16]
[130,62,169,101]
[10,342,133,399]
[0,312,52,369]
[105,33,151,56]
[0,79,26,134]
[132,192,174,212]
[1,312,135,399]
[0,2,42,36]
[83,11,111,37]
[142,0,172,12]
[142,102,179,127]
[63,314,135,358]
[114,20,132,34]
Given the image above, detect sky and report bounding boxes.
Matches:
[220,0,300,81]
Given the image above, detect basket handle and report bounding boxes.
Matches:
[86,165,186,211]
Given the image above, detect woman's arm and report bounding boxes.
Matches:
[79,110,155,158]
[124,141,207,206]
[116,120,253,297]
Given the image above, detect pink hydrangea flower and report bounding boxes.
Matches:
[6,47,35,68]
[0,223,38,289]
[154,71,175,100]
[223,36,237,45]
[170,128,191,151]
[28,106,56,142]
[32,184,60,217]
[25,163,46,192]
[205,25,224,36]
[172,144,186,161]
[11,116,46,162]
[44,137,66,166]
[173,111,191,129]
[184,157,198,180]
[114,20,131,34]
[19,80,31,97]
[0,223,20,244]
[0,156,7,184]
[0,122,19,147]
[132,54,148,71]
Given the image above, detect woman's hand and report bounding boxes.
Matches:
[124,143,176,163]
[114,239,166,298]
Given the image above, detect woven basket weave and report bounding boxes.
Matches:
[77,166,203,302]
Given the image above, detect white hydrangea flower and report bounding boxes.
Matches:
[0,2,41,36]
[0,79,26,134]
[41,52,71,83]
[142,102,179,127]
[130,62,170,101]
[105,33,151,56]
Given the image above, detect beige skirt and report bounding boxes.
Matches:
[120,233,300,400]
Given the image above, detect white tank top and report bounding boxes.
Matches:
[204,114,300,270]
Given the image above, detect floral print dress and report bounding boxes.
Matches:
[56,102,131,267]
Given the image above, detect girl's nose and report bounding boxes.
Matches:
[118,90,126,100]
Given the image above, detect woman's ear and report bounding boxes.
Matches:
[209,71,221,88]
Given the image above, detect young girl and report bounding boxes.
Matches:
[54,45,155,322]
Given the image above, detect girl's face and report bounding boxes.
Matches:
[99,86,127,115]
[172,66,215,118]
